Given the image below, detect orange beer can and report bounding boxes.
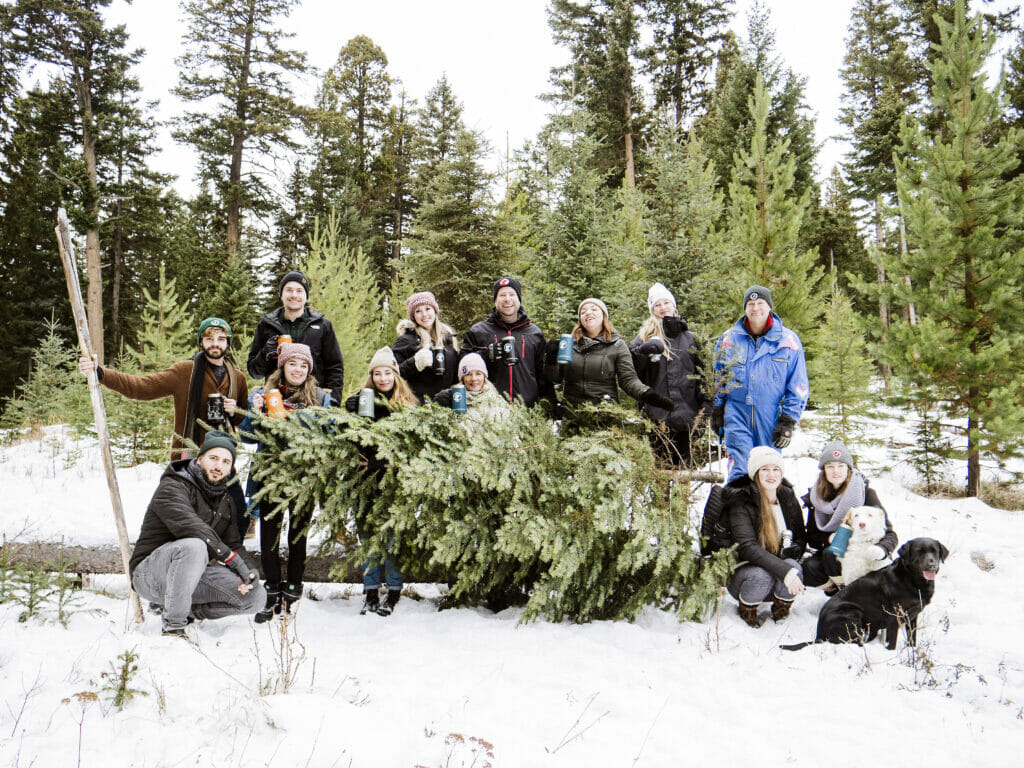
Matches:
[277,335,293,346]
[265,388,288,418]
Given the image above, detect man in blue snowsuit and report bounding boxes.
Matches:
[711,286,809,483]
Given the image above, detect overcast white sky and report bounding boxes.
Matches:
[99,0,1017,199]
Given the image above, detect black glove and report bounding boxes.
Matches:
[711,405,725,438]
[773,414,796,449]
[544,339,561,364]
[638,339,665,356]
[263,335,280,365]
[224,551,255,584]
[662,316,687,336]
[433,389,453,408]
[344,394,359,412]
[639,388,674,411]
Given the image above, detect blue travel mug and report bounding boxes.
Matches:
[826,523,853,557]
[451,384,467,414]
[557,333,573,364]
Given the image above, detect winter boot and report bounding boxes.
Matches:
[771,594,794,622]
[281,582,302,614]
[255,582,282,624]
[360,589,380,615]
[738,601,761,628]
[377,589,401,617]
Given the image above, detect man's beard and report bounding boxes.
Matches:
[205,347,225,360]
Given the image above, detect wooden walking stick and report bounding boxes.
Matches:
[55,208,143,624]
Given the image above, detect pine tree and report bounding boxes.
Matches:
[807,277,875,444]
[696,3,818,202]
[723,75,826,339]
[414,75,464,198]
[640,0,732,126]
[249,401,728,623]
[401,129,508,334]
[302,212,387,396]
[887,0,1024,496]
[174,0,308,258]
[643,124,725,329]
[0,85,77,399]
[547,0,645,187]
[0,317,78,430]
[6,0,140,362]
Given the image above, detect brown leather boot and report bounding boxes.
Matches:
[738,601,760,627]
[771,594,793,622]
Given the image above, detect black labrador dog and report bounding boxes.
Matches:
[783,537,949,651]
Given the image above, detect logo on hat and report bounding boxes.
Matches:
[749,292,759,301]
[500,278,510,286]
[833,450,841,458]
[210,319,223,327]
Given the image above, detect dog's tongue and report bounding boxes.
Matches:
[923,570,936,581]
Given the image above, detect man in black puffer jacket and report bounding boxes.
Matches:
[248,271,344,402]
[130,432,265,637]
[462,276,551,407]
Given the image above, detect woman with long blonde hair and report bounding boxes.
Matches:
[630,282,709,465]
[393,291,459,402]
[722,446,807,627]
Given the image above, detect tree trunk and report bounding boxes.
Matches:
[623,87,635,188]
[874,198,891,385]
[76,71,104,364]
[226,2,256,257]
[898,215,917,325]
[966,404,980,497]
[111,139,124,351]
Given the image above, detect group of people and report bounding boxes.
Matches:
[79,267,884,636]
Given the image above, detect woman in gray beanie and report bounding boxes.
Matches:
[801,441,898,594]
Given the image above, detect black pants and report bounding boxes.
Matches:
[260,504,313,586]
[801,549,842,587]
[228,481,248,539]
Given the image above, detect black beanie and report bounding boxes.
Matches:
[492,276,522,302]
[197,430,237,461]
[743,285,773,309]
[280,270,311,298]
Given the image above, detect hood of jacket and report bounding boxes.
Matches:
[487,308,533,331]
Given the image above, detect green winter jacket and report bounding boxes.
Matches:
[547,334,649,405]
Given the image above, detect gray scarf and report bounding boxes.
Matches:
[809,469,866,532]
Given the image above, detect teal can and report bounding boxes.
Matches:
[556,334,573,364]
[451,384,467,413]
[826,523,853,557]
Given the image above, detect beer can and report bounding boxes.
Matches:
[501,335,518,366]
[556,333,573,364]
[357,388,375,418]
[432,346,446,378]
[265,388,287,418]
[451,384,467,413]
[206,392,225,424]
[277,334,293,346]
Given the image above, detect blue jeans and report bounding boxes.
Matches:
[363,555,402,592]
[132,538,265,630]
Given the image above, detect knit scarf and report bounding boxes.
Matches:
[809,469,866,532]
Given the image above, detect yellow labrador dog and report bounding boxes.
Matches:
[840,506,891,585]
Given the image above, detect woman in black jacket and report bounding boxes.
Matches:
[724,446,807,627]
[392,291,459,402]
[801,441,898,593]
[545,298,674,410]
[630,282,709,465]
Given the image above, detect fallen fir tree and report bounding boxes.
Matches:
[248,400,732,623]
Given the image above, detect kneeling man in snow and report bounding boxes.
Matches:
[129,431,265,637]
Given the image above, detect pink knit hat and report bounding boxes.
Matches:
[458,353,488,380]
[406,291,440,321]
[277,342,313,372]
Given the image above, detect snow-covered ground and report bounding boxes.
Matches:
[0,416,1021,767]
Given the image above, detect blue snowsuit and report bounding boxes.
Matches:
[713,313,808,482]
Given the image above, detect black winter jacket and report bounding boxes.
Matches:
[129,460,244,575]
[462,309,548,406]
[629,323,708,431]
[546,333,648,405]
[724,475,807,582]
[392,319,459,400]
[247,308,345,399]
[801,480,898,555]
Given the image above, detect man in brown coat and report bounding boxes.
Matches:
[78,317,249,461]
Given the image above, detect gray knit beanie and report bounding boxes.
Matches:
[818,441,854,469]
